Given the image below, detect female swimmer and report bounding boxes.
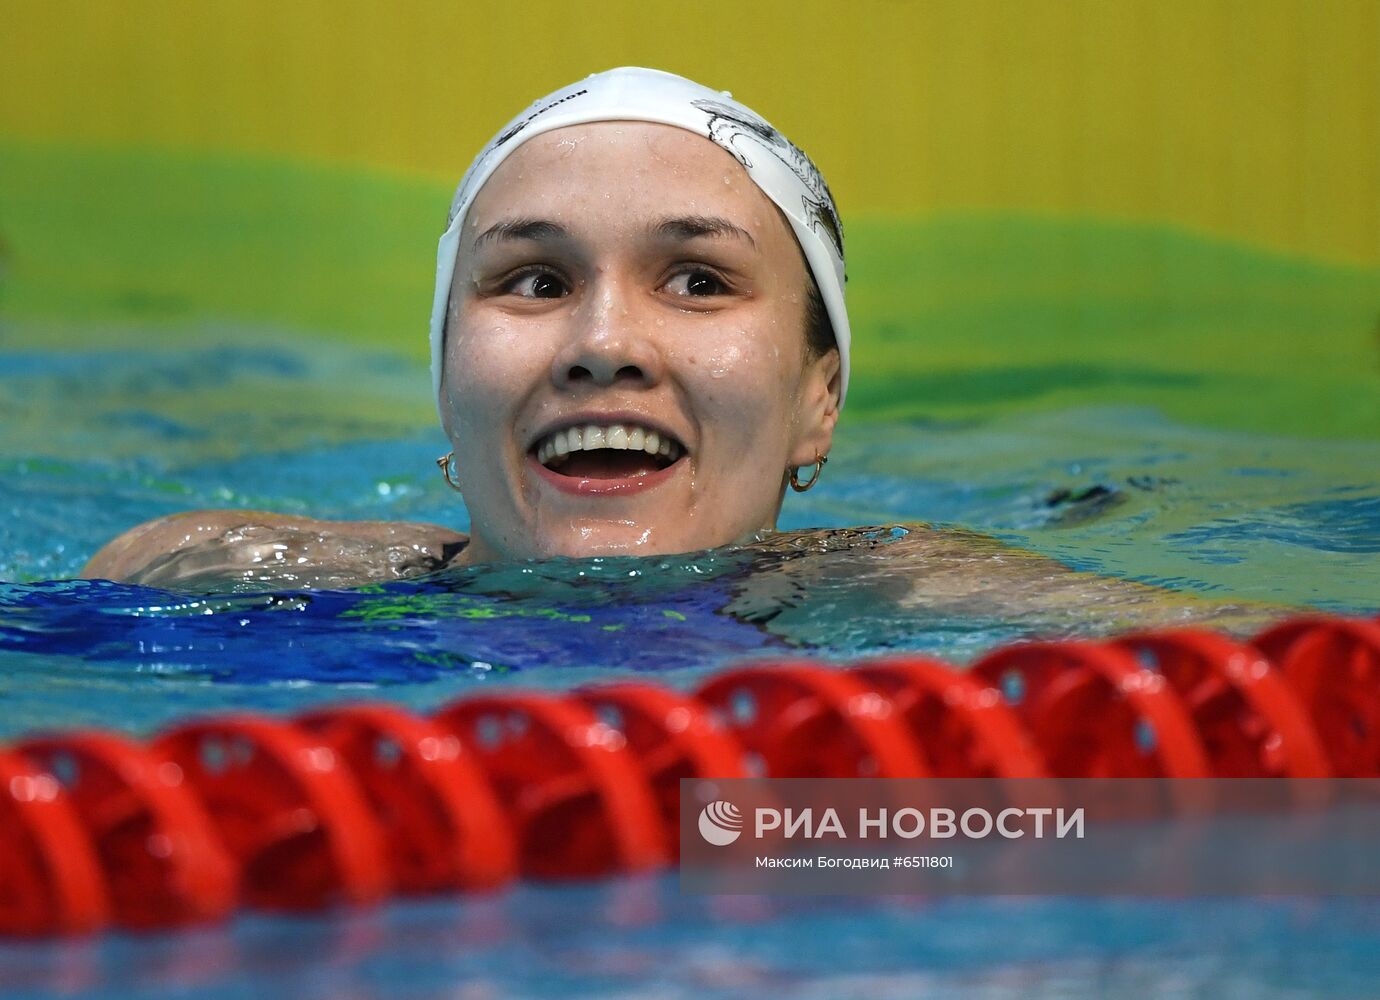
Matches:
[85,68,846,581]
[79,68,1281,632]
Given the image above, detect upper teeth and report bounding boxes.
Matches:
[535,423,683,466]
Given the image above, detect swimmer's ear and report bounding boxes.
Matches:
[821,347,843,415]
[790,347,841,467]
[437,384,460,445]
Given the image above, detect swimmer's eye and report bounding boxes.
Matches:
[664,268,730,297]
[501,267,569,299]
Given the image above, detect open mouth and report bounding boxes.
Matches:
[531,422,685,480]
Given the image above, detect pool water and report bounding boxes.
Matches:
[4,893,1380,999]
[1,329,1378,998]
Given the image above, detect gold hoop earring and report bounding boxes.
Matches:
[436,452,463,493]
[789,451,827,493]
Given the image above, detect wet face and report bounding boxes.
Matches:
[441,122,840,563]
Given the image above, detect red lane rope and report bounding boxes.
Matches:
[2,613,1377,935]
[296,704,517,893]
[1255,617,1380,777]
[1109,629,1331,778]
[16,731,237,928]
[697,662,930,778]
[970,640,1212,778]
[0,750,109,936]
[151,716,391,912]
[851,656,1047,778]
[432,694,667,879]
[574,684,745,860]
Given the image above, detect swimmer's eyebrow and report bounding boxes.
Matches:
[471,218,571,251]
[651,215,757,250]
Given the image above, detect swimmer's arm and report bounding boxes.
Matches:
[81,511,468,591]
[888,526,1294,636]
[734,525,1296,642]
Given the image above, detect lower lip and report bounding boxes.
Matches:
[527,452,683,497]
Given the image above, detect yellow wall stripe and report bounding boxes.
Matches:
[2,0,1377,263]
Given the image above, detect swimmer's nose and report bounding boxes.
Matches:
[552,292,664,391]
[559,358,650,388]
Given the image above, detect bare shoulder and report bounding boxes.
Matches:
[82,510,273,581]
[879,523,1289,633]
[82,510,468,591]
[736,524,1291,639]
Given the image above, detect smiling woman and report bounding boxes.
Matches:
[84,67,849,581]
[441,119,839,562]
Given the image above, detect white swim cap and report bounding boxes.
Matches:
[429,66,850,414]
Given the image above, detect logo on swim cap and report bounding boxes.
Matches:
[691,98,844,259]
[697,799,744,846]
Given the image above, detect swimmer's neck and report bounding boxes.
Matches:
[446,525,777,568]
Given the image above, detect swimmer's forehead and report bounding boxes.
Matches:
[479,120,738,168]
[462,121,786,248]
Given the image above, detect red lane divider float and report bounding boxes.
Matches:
[1109,629,1330,778]
[0,749,109,936]
[1255,617,1380,777]
[970,640,1211,778]
[152,717,390,912]
[697,662,929,778]
[296,704,517,893]
[574,684,745,860]
[17,731,237,929]
[1,613,1377,936]
[851,656,1046,779]
[433,694,666,879]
